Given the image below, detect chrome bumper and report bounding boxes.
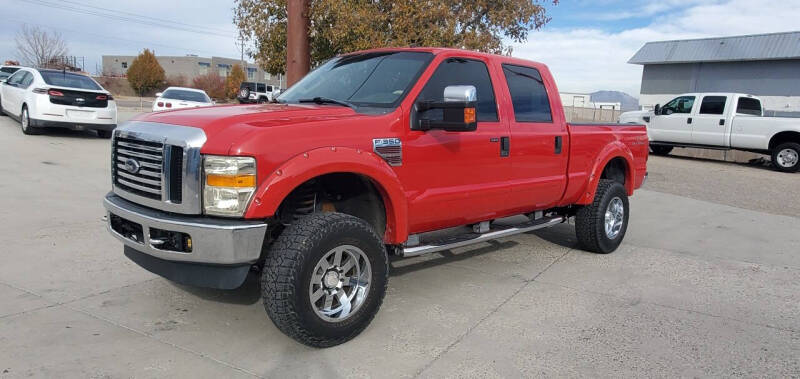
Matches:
[103,193,268,265]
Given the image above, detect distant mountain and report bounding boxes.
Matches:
[590,91,639,111]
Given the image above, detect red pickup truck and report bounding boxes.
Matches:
[104,47,648,347]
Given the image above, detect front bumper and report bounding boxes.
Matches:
[103,193,268,288]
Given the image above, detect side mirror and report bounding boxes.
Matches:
[414,85,478,132]
[653,104,660,115]
[155,92,163,98]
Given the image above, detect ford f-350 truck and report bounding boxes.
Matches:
[620,93,800,172]
[104,48,649,347]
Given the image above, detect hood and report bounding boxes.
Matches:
[619,110,652,124]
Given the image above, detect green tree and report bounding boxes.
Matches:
[226,64,246,99]
[127,49,165,96]
[234,0,557,75]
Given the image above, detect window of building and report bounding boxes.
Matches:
[417,58,498,122]
[247,67,256,80]
[662,96,695,114]
[121,62,127,69]
[198,62,210,75]
[736,97,762,116]
[217,63,231,77]
[502,64,552,122]
[699,96,727,115]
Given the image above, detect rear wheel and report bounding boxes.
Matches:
[575,179,629,254]
[771,142,800,173]
[20,106,41,135]
[650,145,673,156]
[262,212,388,347]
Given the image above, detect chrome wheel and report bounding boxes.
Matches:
[776,148,798,168]
[604,197,624,239]
[309,245,371,322]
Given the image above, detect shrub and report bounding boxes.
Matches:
[191,73,226,99]
[126,49,165,96]
[225,64,246,99]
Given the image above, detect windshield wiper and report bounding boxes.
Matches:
[297,97,355,109]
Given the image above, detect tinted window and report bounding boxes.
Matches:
[662,96,695,114]
[19,72,33,88]
[699,96,726,115]
[257,83,266,92]
[7,71,25,85]
[1,67,20,74]
[417,58,498,122]
[40,71,101,90]
[279,51,433,109]
[240,82,255,91]
[161,89,210,102]
[502,64,552,122]
[737,97,761,116]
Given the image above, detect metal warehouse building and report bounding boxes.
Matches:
[629,31,800,114]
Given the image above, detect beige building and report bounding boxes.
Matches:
[101,54,282,88]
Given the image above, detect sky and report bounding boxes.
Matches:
[1,0,799,97]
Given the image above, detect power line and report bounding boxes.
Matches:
[20,0,238,39]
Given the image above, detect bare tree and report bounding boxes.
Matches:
[15,25,68,68]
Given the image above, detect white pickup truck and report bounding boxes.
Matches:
[620,93,800,172]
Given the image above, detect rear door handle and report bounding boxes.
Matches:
[500,136,509,157]
[687,118,693,124]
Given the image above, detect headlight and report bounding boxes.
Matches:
[203,155,257,217]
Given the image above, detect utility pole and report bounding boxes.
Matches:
[286,0,310,87]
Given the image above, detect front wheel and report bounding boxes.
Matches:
[97,129,113,139]
[650,145,673,156]
[262,212,388,347]
[771,142,800,173]
[575,179,630,254]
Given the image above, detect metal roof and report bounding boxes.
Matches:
[628,31,800,64]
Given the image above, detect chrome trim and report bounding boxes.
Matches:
[112,121,207,214]
[104,193,267,265]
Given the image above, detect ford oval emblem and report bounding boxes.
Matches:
[123,158,141,174]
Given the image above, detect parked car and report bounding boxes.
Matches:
[0,68,117,138]
[103,48,649,347]
[620,93,800,172]
[0,65,22,82]
[153,87,213,112]
[237,81,279,103]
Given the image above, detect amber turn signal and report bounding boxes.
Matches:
[464,107,476,124]
[205,174,256,187]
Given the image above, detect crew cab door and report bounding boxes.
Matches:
[691,95,730,146]
[403,56,511,232]
[498,63,568,210]
[650,95,696,144]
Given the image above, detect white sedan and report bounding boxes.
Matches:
[153,87,214,112]
[0,68,117,137]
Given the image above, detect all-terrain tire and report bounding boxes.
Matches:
[650,145,673,156]
[575,179,630,254]
[770,142,800,173]
[262,212,389,347]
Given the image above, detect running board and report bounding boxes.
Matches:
[399,216,566,257]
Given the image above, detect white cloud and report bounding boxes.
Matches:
[513,0,800,96]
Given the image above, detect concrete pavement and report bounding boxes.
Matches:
[0,115,797,378]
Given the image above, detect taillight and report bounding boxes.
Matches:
[157,102,164,107]
[48,90,64,97]
[96,95,108,101]
[165,102,172,108]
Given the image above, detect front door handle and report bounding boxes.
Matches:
[554,136,562,154]
[687,117,693,124]
[719,119,725,126]
[500,136,509,157]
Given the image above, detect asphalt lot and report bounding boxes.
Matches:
[0,112,797,378]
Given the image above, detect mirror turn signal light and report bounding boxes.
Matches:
[464,107,476,124]
[205,174,256,187]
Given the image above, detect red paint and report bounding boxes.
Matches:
[132,48,648,244]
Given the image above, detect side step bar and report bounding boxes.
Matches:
[399,216,566,257]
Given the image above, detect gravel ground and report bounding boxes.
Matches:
[644,154,798,217]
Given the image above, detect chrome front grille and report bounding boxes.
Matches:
[111,121,207,215]
[113,137,164,200]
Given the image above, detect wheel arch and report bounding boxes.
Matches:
[244,147,408,244]
[768,130,800,150]
[576,142,636,205]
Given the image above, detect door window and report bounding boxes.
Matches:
[736,97,762,116]
[417,58,498,122]
[501,64,552,122]
[6,71,25,86]
[698,96,726,115]
[662,96,695,114]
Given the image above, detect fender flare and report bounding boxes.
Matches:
[576,141,637,205]
[244,147,408,244]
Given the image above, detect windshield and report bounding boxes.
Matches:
[277,51,433,110]
[162,89,210,102]
[40,71,101,90]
